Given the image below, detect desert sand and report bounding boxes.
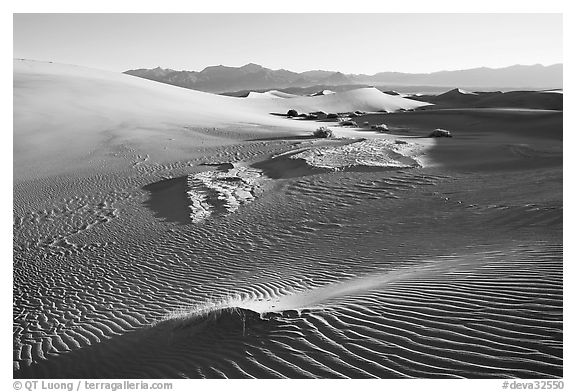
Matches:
[13,60,562,378]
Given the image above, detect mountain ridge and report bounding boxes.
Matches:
[124,63,563,93]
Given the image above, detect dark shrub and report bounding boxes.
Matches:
[287,109,298,117]
[340,120,358,127]
[327,113,339,119]
[313,127,334,138]
[428,129,452,138]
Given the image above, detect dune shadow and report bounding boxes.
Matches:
[14,308,304,379]
[251,150,405,180]
[142,176,191,225]
[419,109,563,172]
[251,151,328,179]
[359,109,562,172]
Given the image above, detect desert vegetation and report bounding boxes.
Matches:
[428,128,453,137]
[313,126,334,138]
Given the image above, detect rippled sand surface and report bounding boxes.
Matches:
[14,130,562,378]
[13,60,562,379]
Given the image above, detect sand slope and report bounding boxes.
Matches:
[13,60,312,179]
[14,60,430,180]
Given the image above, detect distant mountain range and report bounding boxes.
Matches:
[124,63,563,94]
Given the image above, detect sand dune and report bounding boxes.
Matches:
[273,87,430,114]
[241,87,429,113]
[13,60,316,180]
[13,59,562,379]
[245,90,299,99]
[14,60,431,180]
[449,88,477,95]
[415,87,563,110]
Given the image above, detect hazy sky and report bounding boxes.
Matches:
[13,13,562,74]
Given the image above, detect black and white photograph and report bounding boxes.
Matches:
[10,6,567,386]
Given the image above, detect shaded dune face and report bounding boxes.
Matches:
[415,89,563,111]
[142,176,191,225]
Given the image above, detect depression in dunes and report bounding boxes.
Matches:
[14,59,562,379]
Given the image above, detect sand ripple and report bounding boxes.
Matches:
[14,141,562,378]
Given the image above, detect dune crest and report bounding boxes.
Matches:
[245,90,298,99]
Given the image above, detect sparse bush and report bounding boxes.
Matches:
[428,129,452,138]
[287,109,298,117]
[348,112,358,118]
[340,120,358,127]
[313,126,334,138]
[371,124,388,132]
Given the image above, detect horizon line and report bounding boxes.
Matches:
[13,58,563,76]
[127,62,564,75]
